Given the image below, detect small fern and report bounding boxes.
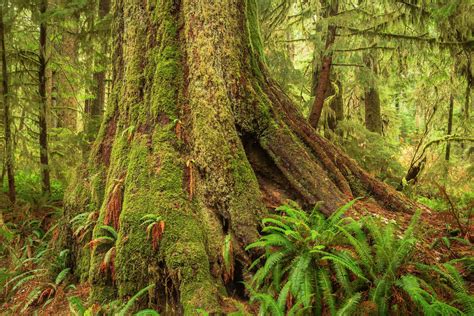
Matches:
[140,214,165,251]
[247,202,471,315]
[89,225,118,279]
[247,199,359,314]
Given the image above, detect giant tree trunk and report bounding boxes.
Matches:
[65,0,420,313]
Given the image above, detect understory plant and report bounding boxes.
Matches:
[247,200,473,315]
[88,225,118,278]
[0,196,78,312]
[68,283,159,316]
[246,199,360,315]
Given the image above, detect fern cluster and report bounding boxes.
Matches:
[247,200,473,315]
[68,283,159,316]
[0,216,73,313]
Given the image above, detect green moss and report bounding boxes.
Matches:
[90,285,116,304]
[228,150,264,245]
[113,128,219,312]
[90,165,106,208]
[74,247,91,282]
[245,0,266,79]
[149,1,180,120]
[88,132,130,299]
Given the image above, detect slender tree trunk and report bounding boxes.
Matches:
[364,54,383,134]
[38,0,50,194]
[326,80,343,134]
[64,0,422,313]
[462,57,472,156]
[464,56,471,121]
[0,4,15,203]
[365,87,383,134]
[308,0,338,128]
[55,2,79,131]
[445,94,454,161]
[310,59,343,136]
[85,0,110,139]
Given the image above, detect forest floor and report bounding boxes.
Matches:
[1,192,473,315]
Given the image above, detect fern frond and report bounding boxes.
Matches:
[336,292,362,316]
[333,259,353,296]
[327,198,360,227]
[55,268,70,285]
[321,253,368,282]
[338,226,374,276]
[118,283,155,316]
[453,292,474,314]
[289,253,311,295]
[99,225,118,240]
[253,251,287,286]
[318,269,336,315]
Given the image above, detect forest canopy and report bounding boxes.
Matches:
[0,0,472,315]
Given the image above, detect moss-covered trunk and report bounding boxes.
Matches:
[64,0,421,313]
[363,54,383,134]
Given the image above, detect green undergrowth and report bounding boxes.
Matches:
[68,284,160,316]
[2,197,472,315]
[2,170,64,202]
[245,200,474,315]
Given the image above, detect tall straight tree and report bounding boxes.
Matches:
[38,0,50,194]
[0,3,15,203]
[54,0,80,130]
[65,0,421,313]
[85,0,110,138]
[364,53,383,134]
[308,0,338,128]
[445,94,454,161]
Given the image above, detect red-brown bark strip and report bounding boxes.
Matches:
[308,1,338,129]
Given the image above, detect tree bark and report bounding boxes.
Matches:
[85,0,110,139]
[464,55,472,121]
[55,1,79,131]
[310,60,343,136]
[326,80,343,134]
[64,0,422,313]
[0,4,15,203]
[308,0,338,129]
[445,94,454,161]
[38,0,50,194]
[364,54,383,134]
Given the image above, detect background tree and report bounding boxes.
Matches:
[0,2,15,203]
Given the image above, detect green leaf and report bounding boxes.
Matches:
[134,309,160,316]
[99,225,118,240]
[55,268,70,285]
[118,283,155,316]
[336,293,362,316]
[68,296,86,316]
